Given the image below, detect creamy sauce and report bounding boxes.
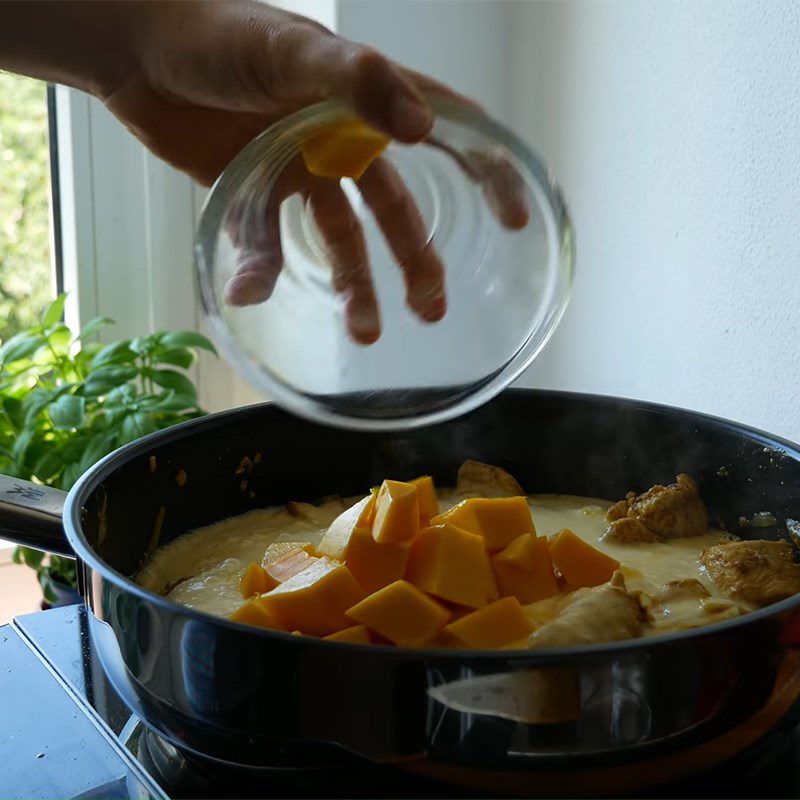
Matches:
[138,493,730,623]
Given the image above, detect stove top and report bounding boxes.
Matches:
[2,605,800,799]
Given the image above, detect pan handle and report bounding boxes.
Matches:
[0,475,72,558]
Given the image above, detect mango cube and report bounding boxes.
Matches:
[324,625,372,644]
[431,497,535,551]
[229,598,284,631]
[261,557,366,636]
[445,597,532,648]
[301,120,390,180]
[410,476,440,524]
[492,534,560,604]
[318,494,409,593]
[372,480,419,544]
[549,528,620,589]
[318,494,376,561]
[240,562,277,598]
[263,546,318,584]
[405,522,497,608]
[344,527,410,593]
[346,580,450,646]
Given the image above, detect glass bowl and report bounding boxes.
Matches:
[195,96,574,430]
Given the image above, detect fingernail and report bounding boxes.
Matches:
[349,304,380,334]
[225,274,270,306]
[421,295,446,323]
[391,94,432,141]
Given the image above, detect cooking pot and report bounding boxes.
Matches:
[3,389,800,796]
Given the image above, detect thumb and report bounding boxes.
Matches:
[246,13,433,142]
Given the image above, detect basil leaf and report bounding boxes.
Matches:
[49,395,86,430]
[153,347,194,369]
[149,369,197,400]
[91,341,136,368]
[83,365,138,397]
[3,396,24,429]
[119,412,158,445]
[42,294,66,328]
[77,316,114,341]
[0,333,45,365]
[159,331,217,354]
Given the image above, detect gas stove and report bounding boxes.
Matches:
[3,605,800,800]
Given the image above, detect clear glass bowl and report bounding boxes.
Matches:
[195,96,574,430]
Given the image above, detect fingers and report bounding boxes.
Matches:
[306,180,381,345]
[224,204,283,306]
[224,156,309,306]
[357,158,446,323]
[250,14,432,142]
[402,69,530,230]
[401,67,484,113]
[476,151,531,230]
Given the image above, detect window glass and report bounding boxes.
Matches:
[0,74,55,342]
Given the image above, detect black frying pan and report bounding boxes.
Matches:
[3,388,800,796]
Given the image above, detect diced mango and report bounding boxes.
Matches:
[483,555,501,602]
[548,528,620,589]
[229,598,284,630]
[240,562,277,598]
[431,497,535,551]
[263,547,318,584]
[445,597,533,648]
[318,494,409,593]
[324,625,372,644]
[301,119,390,180]
[410,476,439,524]
[318,494,376,561]
[492,535,560,604]
[405,522,495,608]
[372,480,419,544]
[260,557,366,636]
[347,580,450,646]
[343,527,410,594]
[263,541,317,562]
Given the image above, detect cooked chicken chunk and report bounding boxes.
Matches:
[603,516,663,543]
[700,539,800,607]
[603,474,708,543]
[639,578,748,634]
[456,459,525,498]
[523,593,572,630]
[528,573,644,648]
[653,578,711,603]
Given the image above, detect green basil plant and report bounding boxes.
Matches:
[3,294,214,601]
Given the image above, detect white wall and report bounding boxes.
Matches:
[338,0,512,119]
[509,0,800,443]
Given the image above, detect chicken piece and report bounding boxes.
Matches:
[456,460,525,498]
[528,573,644,648]
[643,577,752,634]
[654,578,711,603]
[700,539,800,607]
[603,474,708,543]
[523,593,572,630]
[604,516,663,544]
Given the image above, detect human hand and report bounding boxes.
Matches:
[99,1,530,344]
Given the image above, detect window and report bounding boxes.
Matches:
[0,74,61,618]
[0,74,58,341]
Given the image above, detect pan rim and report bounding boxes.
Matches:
[63,387,800,660]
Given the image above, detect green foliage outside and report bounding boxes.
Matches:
[0,73,53,343]
[4,295,215,600]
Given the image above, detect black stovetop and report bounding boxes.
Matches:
[2,604,800,800]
